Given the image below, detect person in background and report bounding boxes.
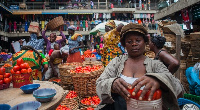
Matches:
[48,43,60,56]
[101,20,124,66]
[149,35,180,74]
[44,46,69,80]
[90,0,94,9]
[67,25,84,63]
[42,26,66,54]
[13,21,17,33]
[96,23,183,110]
[9,21,12,33]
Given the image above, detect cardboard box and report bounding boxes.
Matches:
[28,22,39,34]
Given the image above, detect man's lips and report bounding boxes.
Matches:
[131,49,139,52]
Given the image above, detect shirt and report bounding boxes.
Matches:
[96,55,184,110]
[68,35,82,53]
[26,33,45,53]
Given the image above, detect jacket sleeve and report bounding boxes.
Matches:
[57,31,66,44]
[41,30,49,43]
[146,61,184,110]
[96,57,120,105]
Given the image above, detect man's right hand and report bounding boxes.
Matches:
[111,78,131,100]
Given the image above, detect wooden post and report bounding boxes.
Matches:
[98,0,99,9]
[106,0,107,9]
[175,34,181,79]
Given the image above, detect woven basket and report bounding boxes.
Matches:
[61,97,79,110]
[47,16,64,31]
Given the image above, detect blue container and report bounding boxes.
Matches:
[20,84,40,94]
[9,101,41,110]
[33,88,56,103]
[0,104,11,110]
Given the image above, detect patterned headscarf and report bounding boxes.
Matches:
[105,20,116,28]
[68,25,76,31]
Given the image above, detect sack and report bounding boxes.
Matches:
[28,22,39,34]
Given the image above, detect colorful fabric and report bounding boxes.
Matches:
[71,33,82,40]
[101,28,122,66]
[68,35,82,53]
[48,49,54,56]
[53,58,63,65]
[67,51,82,63]
[12,50,48,80]
[105,20,116,28]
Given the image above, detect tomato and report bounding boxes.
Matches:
[10,69,15,74]
[20,64,27,69]
[4,78,11,84]
[0,80,3,85]
[155,89,162,100]
[127,88,135,98]
[21,69,27,74]
[143,90,151,101]
[13,65,20,72]
[15,71,21,74]
[0,75,3,80]
[27,68,32,73]
[0,67,6,75]
[23,63,30,69]
[135,90,142,100]
[4,73,11,78]
[17,58,24,66]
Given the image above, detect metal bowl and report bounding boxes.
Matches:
[20,84,40,94]
[33,88,56,103]
[0,104,11,110]
[9,101,41,110]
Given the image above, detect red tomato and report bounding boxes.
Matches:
[27,68,32,73]
[135,90,142,100]
[4,73,10,78]
[0,75,3,80]
[0,80,3,84]
[155,89,162,100]
[4,78,11,84]
[21,69,27,74]
[23,63,30,69]
[20,64,26,69]
[127,88,135,98]
[15,71,21,74]
[13,66,20,72]
[10,69,15,74]
[0,67,6,75]
[143,90,151,101]
[17,58,24,66]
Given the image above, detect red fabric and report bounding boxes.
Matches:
[67,51,82,63]
[181,9,190,22]
[49,49,54,56]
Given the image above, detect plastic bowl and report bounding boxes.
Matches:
[20,84,40,94]
[33,88,56,103]
[9,101,41,110]
[0,104,11,110]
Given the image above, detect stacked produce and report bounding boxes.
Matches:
[60,91,79,110]
[0,67,11,90]
[80,96,100,108]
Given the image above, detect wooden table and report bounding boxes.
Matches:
[0,80,68,110]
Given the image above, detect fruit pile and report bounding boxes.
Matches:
[70,65,103,73]
[81,96,100,106]
[0,52,7,55]
[3,63,12,67]
[65,91,78,99]
[0,67,11,90]
[56,105,71,110]
[11,58,32,75]
[127,88,162,101]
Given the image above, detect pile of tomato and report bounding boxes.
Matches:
[70,65,103,73]
[10,58,32,75]
[85,107,94,110]
[81,96,100,106]
[65,91,78,99]
[56,105,70,110]
[0,67,11,89]
[0,52,7,55]
[3,63,12,67]
[127,88,162,101]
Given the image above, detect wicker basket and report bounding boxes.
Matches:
[47,16,64,31]
[61,96,79,110]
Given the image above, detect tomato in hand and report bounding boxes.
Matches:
[0,80,3,85]
[13,66,20,72]
[127,88,135,98]
[0,67,6,75]
[4,78,11,84]
[15,71,21,74]
[135,90,142,100]
[10,69,15,74]
[0,75,3,80]
[17,58,24,66]
[27,68,32,73]
[4,73,11,78]
[155,89,162,100]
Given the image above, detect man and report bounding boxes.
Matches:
[44,46,69,80]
